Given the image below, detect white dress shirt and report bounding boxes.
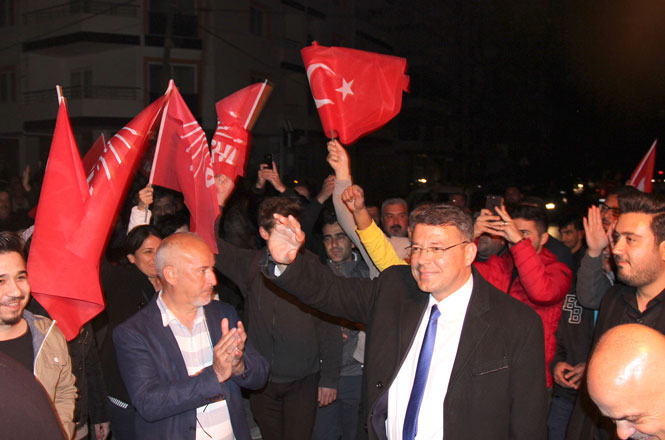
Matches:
[386,274,474,439]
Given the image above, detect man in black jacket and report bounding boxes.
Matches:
[566,191,665,440]
[215,197,341,440]
[260,203,547,440]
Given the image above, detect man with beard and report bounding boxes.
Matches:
[566,192,665,440]
[0,231,76,438]
[114,233,269,440]
[381,198,409,238]
[587,324,665,440]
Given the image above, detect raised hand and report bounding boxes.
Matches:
[262,161,286,192]
[215,174,235,207]
[267,213,305,265]
[473,208,502,238]
[341,185,366,213]
[474,206,523,244]
[316,175,335,204]
[327,140,351,180]
[137,185,154,211]
[584,205,610,257]
[341,185,373,230]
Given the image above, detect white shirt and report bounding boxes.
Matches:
[157,293,234,440]
[386,274,474,440]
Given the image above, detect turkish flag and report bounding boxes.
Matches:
[211,81,272,180]
[301,42,409,145]
[27,97,100,341]
[628,139,657,193]
[151,81,220,252]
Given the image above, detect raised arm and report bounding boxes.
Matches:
[327,140,379,277]
[342,185,406,271]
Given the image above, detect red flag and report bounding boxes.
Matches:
[211,81,272,180]
[301,42,409,145]
[628,140,657,193]
[27,96,100,340]
[72,95,167,254]
[150,81,220,252]
[28,93,167,340]
[82,133,105,178]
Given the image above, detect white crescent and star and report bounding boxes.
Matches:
[306,63,355,108]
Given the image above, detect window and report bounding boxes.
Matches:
[0,0,15,27]
[0,70,16,103]
[250,3,269,37]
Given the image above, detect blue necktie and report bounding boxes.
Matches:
[403,304,441,440]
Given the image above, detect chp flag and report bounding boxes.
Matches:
[149,80,220,252]
[628,139,657,193]
[211,81,273,181]
[28,88,167,340]
[301,41,409,145]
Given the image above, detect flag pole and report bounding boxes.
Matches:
[56,85,64,105]
[146,79,174,222]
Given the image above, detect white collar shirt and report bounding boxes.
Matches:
[386,274,474,439]
[157,292,234,440]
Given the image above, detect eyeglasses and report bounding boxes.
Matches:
[407,241,470,257]
[599,203,621,218]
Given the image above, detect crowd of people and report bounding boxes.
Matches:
[1,140,665,440]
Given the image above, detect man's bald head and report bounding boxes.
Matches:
[155,233,209,279]
[588,324,665,440]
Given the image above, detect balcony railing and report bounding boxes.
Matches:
[23,1,139,25]
[24,85,139,104]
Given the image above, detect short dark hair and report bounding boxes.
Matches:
[154,211,190,237]
[258,197,302,232]
[619,192,665,244]
[413,203,473,241]
[560,214,583,231]
[508,204,548,235]
[124,225,163,257]
[0,231,25,259]
[320,208,338,229]
[608,185,642,201]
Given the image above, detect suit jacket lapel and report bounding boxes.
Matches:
[448,269,491,387]
[147,299,190,378]
[397,283,429,369]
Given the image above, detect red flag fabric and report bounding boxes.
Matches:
[151,82,220,252]
[211,120,249,181]
[301,42,409,145]
[72,95,167,253]
[27,98,100,341]
[82,133,105,178]
[628,140,657,193]
[28,95,167,340]
[211,82,270,180]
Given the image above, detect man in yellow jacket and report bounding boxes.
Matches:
[0,231,76,438]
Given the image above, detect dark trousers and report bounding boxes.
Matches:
[250,372,319,440]
[312,374,362,440]
[548,395,576,440]
[109,400,136,440]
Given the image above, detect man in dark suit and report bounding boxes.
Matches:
[114,233,269,440]
[262,203,548,440]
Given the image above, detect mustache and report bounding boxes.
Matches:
[0,296,26,306]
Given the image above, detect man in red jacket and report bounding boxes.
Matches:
[474,204,572,388]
